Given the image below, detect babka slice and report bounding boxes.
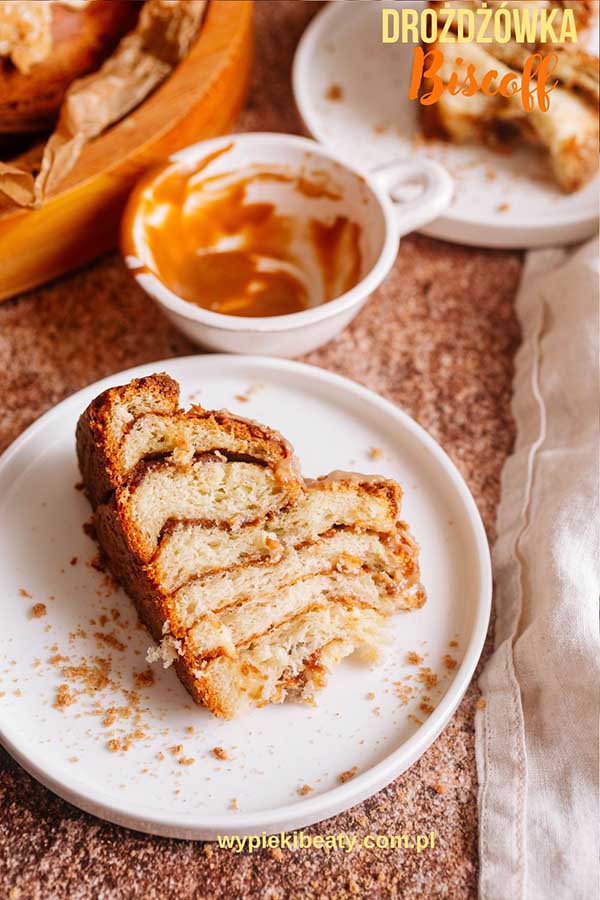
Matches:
[77,374,425,719]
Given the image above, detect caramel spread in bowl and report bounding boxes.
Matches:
[124,149,363,319]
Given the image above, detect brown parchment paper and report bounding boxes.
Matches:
[0,0,206,207]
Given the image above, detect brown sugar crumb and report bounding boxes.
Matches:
[338,767,358,784]
[373,706,381,717]
[368,446,384,460]
[406,651,423,665]
[19,588,32,599]
[156,751,165,761]
[476,697,487,709]
[211,746,229,761]
[107,738,121,753]
[325,82,343,101]
[94,631,126,652]
[419,701,435,716]
[432,782,446,794]
[170,744,184,757]
[449,640,459,648]
[70,557,78,566]
[497,203,511,212]
[408,714,424,726]
[185,725,195,735]
[14,689,22,697]
[235,394,250,403]
[30,603,47,619]
[443,654,458,671]
[179,757,196,766]
[365,692,375,701]
[70,756,79,763]
[229,798,239,810]
[133,668,155,688]
[54,684,76,710]
[297,784,313,796]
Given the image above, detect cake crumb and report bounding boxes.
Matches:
[406,651,423,665]
[365,692,375,700]
[30,603,47,619]
[408,714,424,726]
[70,557,78,566]
[19,588,32,599]
[133,668,155,688]
[179,757,195,766]
[443,654,458,671]
[298,784,313,796]
[169,744,184,757]
[418,667,438,689]
[54,684,75,710]
[497,203,510,212]
[432,782,446,794]
[107,739,121,753]
[368,446,383,460]
[339,767,358,784]
[477,697,487,709]
[349,879,360,894]
[235,394,250,403]
[325,83,343,101]
[204,844,214,858]
[229,798,239,810]
[419,701,435,715]
[95,631,126,652]
[449,640,459,648]
[156,752,165,761]
[185,725,195,735]
[271,847,283,861]
[211,746,229,761]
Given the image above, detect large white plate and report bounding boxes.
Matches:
[293,0,599,248]
[0,355,491,839]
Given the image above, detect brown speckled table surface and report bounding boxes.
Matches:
[0,3,522,898]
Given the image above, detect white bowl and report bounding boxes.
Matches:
[121,133,452,356]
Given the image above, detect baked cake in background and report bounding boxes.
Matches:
[422,0,599,193]
[77,374,426,719]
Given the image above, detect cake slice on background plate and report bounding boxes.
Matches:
[77,374,425,719]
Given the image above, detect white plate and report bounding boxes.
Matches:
[0,355,491,839]
[293,0,599,248]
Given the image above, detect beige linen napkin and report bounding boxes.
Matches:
[475,239,599,900]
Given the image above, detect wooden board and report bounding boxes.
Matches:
[0,0,253,302]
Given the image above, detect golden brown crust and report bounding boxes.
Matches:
[0,0,140,134]
[76,373,179,508]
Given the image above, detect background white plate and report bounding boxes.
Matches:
[293,0,599,248]
[0,355,491,839]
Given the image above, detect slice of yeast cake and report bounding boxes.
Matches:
[77,374,425,718]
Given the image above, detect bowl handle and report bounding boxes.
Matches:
[371,158,454,237]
